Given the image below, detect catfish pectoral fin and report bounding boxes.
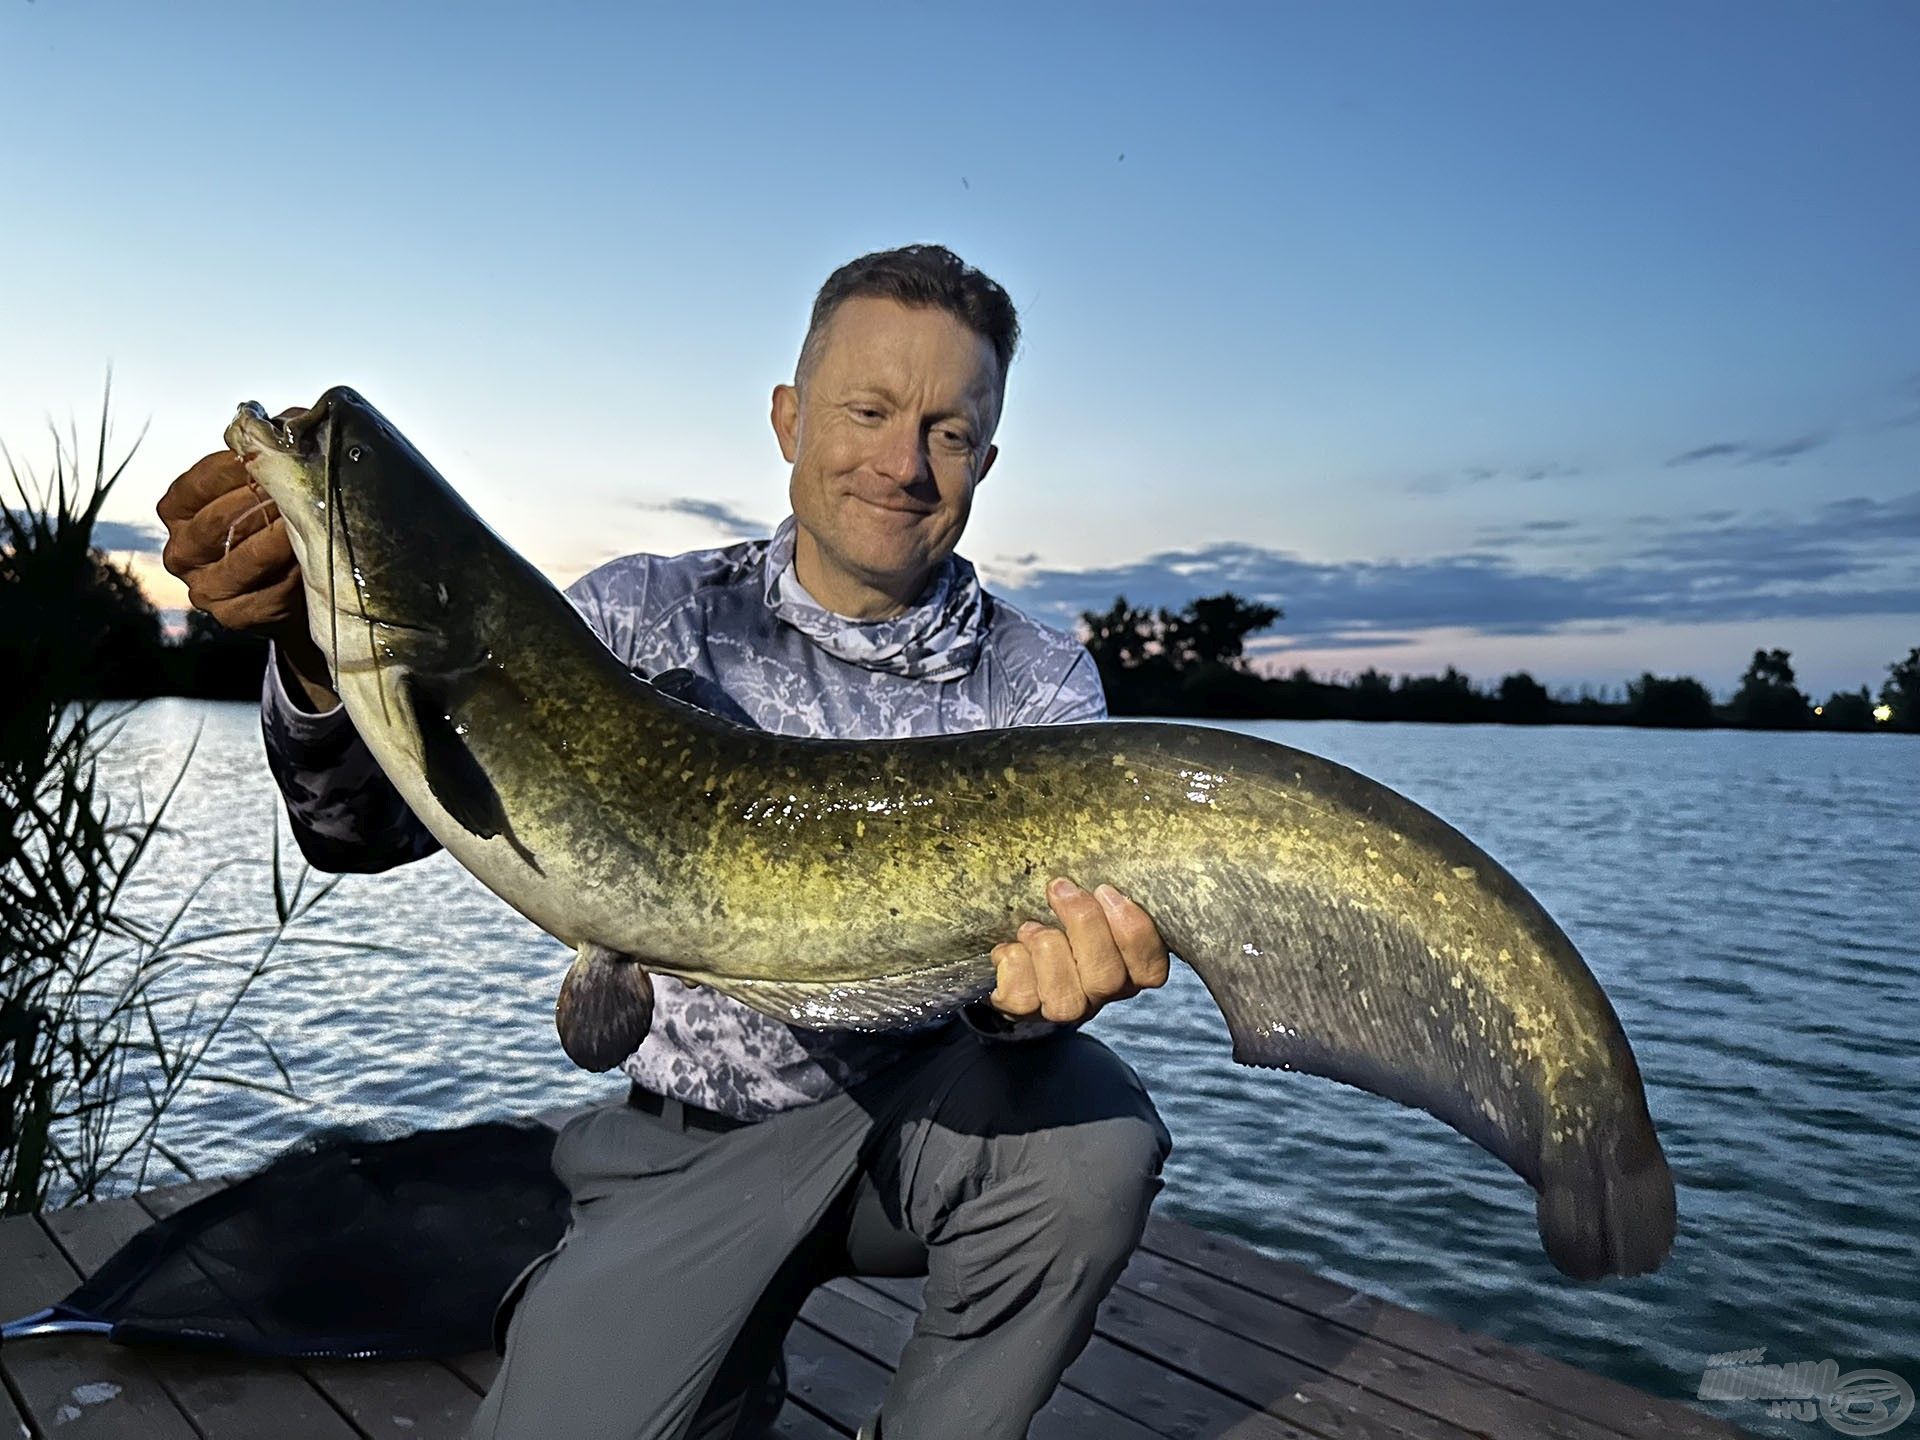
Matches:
[555,942,655,1072]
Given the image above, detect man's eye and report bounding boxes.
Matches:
[936,430,972,451]
[850,406,884,422]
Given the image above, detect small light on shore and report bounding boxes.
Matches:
[1814,705,1824,716]
[1873,704,1894,723]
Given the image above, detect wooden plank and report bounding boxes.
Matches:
[854,1272,1458,1440]
[1140,1218,1747,1440]
[297,1360,478,1440]
[818,1278,1315,1440]
[792,1308,1160,1440]
[443,1349,499,1395]
[136,1175,482,1439]
[40,1192,361,1440]
[0,1209,199,1440]
[1,1369,35,1440]
[785,1318,893,1434]
[1098,1273,1581,1440]
[803,1280,1184,1440]
[771,1397,853,1438]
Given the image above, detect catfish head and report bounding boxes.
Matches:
[224,386,500,683]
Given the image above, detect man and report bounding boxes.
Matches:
[157,245,1173,1440]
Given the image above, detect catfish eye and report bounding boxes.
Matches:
[348,444,365,463]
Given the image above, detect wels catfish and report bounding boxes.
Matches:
[227,387,1676,1279]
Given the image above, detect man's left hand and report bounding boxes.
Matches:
[988,878,1170,1023]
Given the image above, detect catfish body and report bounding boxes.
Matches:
[227,388,1676,1279]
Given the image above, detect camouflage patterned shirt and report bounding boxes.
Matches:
[261,516,1106,1119]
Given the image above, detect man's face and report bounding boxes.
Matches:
[773,296,1002,615]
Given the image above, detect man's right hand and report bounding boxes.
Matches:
[156,443,340,712]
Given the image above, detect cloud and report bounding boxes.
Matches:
[2,513,164,553]
[1405,462,1581,495]
[93,519,165,552]
[1664,431,1832,468]
[638,497,772,534]
[994,490,1920,648]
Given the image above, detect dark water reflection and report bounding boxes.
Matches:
[95,702,1917,1435]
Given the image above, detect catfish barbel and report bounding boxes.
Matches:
[227,387,1676,1280]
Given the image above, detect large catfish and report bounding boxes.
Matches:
[227,388,1676,1279]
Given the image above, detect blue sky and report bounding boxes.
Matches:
[2,1,1915,699]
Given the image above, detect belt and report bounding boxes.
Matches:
[627,1082,756,1134]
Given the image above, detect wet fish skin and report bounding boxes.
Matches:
[226,387,1675,1280]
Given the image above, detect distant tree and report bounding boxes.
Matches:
[1349,667,1393,720]
[0,544,166,698]
[1079,591,1282,715]
[1816,688,1874,732]
[1495,671,1554,724]
[1881,646,1920,730]
[168,609,271,699]
[1730,648,1811,729]
[1393,666,1482,723]
[1080,596,1158,672]
[1157,593,1282,671]
[1626,673,1715,728]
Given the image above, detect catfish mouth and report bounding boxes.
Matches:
[226,391,338,466]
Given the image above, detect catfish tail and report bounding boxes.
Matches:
[1097,724,1676,1279]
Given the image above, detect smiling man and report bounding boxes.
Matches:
[157,244,1173,1440]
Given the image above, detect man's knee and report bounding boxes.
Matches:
[930,1033,1172,1263]
[1039,1106,1170,1263]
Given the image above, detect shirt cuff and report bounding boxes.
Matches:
[961,998,1061,1043]
[263,640,350,743]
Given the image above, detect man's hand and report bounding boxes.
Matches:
[156,429,338,711]
[988,878,1170,1023]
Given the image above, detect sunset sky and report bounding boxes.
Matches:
[2,1,1914,699]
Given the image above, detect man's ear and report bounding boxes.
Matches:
[771,384,800,463]
[976,443,998,486]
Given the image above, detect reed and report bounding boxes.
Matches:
[1,385,339,1214]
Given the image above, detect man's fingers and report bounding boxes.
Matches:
[192,565,305,634]
[185,517,299,606]
[989,940,1040,1017]
[1096,883,1171,990]
[1022,922,1090,1023]
[164,482,274,576]
[156,449,249,527]
[1047,878,1131,1003]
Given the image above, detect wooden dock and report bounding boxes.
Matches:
[0,1120,1746,1440]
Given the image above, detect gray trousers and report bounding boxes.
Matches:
[469,1026,1171,1440]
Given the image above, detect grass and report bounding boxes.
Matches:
[1,384,347,1214]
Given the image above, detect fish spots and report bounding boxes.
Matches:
[1452,866,1476,881]
[1432,890,1450,906]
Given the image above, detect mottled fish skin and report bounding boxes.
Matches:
[226,387,1676,1280]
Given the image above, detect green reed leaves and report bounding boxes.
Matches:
[2,385,338,1214]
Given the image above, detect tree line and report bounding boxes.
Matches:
[1080,593,1920,732]
[2,548,273,701]
[8,548,1916,732]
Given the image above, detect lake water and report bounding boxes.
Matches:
[88,700,1919,1436]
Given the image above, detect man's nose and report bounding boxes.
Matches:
[871,420,932,485]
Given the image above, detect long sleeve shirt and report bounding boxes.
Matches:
[260,516,1107,1119]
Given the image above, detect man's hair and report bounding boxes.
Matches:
[796,244,1020,391]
